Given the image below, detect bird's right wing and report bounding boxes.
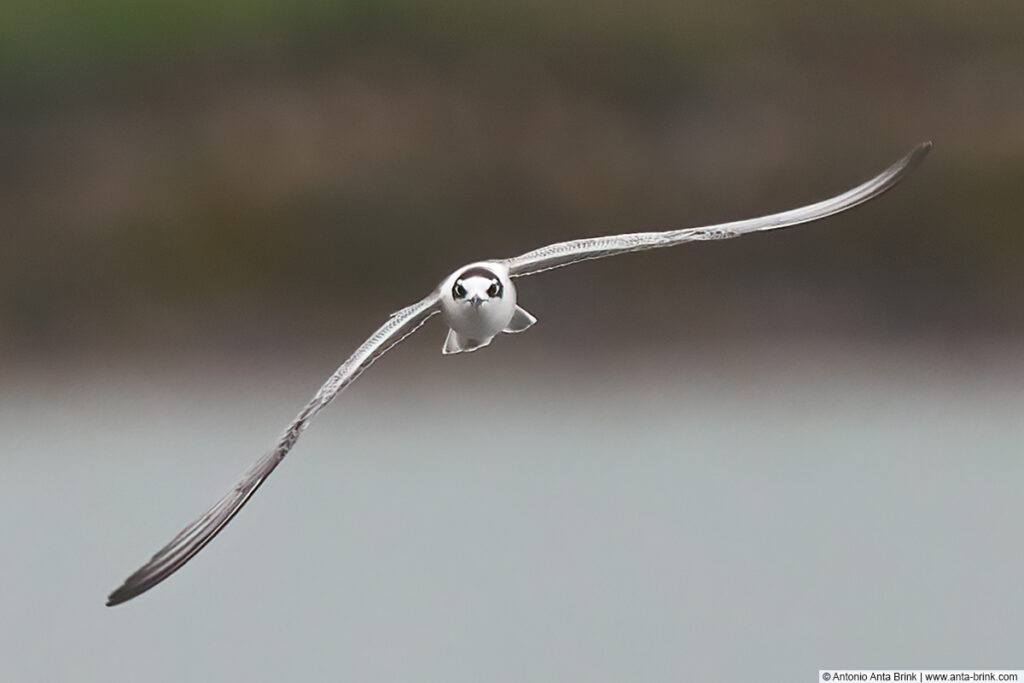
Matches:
[106,290,442,606]
[503,142,931,277]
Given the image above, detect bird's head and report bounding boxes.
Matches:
[450,266,505,309]
[440,261,517,336]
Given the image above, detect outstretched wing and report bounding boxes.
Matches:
[503,142,931,277]
[107,291,441,606]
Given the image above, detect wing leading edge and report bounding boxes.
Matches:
[504,142,931,277]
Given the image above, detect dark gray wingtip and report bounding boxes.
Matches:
[107,571,149,606]
[107,564,170,605]
[106,586,132,607]
[882,140,931,190]
[909,140,932,163]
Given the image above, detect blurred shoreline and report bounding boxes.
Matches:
[4,328,1021,400]
[3,1,1023,356]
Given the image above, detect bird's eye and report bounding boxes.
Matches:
[487,282,500,297]
[453,282,466,299]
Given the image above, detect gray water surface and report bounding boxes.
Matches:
[1,352,1022,681]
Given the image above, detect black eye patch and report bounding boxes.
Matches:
[452,282,467,299]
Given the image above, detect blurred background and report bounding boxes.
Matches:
[1,1,1023,680]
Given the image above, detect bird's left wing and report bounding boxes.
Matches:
[106,290,441,606]
[503,142,931,277]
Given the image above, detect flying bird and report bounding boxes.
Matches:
[107,142,931,605]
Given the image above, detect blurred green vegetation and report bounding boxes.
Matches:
[1,0,1022,353]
